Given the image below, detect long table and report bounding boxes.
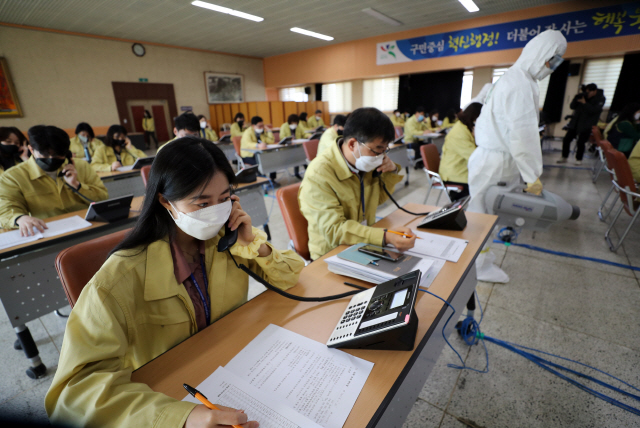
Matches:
[0,197,144,378]
[247,142,308,176]
[132,204,497,427]
[97,169,146,199]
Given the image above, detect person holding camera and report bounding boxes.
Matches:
[557,83,605,165]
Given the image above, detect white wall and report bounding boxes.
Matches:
[0,26,265,130]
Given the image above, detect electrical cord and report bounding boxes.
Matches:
[64,182,95,203]
[381,182,432,216]
[226,250,361,302]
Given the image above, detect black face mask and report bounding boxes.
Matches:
[337,129,344,136]
[237,120,244,129]
[0,144,20,155]
[112,139,126,147]
[36,157,65,172]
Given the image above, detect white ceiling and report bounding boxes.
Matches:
[0,0,569,58]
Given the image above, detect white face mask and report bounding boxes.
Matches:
[168,200,232,241]
[255,127,264,134]
[354,142,384,173]
[395,112,401,117]
[78,135,88,144]
[635,112,640,121]
[432,116,438,121]
[316,115,321,120]
[200,121,207,129]
[289,124,297,130]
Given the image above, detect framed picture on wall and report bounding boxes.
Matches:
[0,58,23,118]
[204,72,244,104]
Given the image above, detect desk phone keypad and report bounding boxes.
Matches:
[327,288,375,345]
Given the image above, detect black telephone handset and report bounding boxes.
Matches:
[57,151,74,178]
[217,222,238,253]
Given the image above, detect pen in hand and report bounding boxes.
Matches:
[183,383,244,428]
[387,230,422,239]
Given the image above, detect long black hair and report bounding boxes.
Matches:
[110,136,237,256]
[105,124,127,148]
[458,103,483,133]
[299,112,308,122]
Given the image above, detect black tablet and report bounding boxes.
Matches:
[131,156,155,170]
[85,195,134,223]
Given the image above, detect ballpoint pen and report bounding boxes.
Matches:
[183,383,243,428]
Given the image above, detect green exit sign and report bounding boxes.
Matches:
[139,78,148,82]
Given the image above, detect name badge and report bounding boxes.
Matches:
[361,219,368,226]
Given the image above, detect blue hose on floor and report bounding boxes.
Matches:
[422,289,640,416]
[492,240,640,272]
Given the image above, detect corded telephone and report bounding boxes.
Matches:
[58,151,95,203]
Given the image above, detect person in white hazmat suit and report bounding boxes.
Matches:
[468,30,567,283]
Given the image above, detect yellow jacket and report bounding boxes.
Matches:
[198,128,219,142]
[279,123,306,140]
[317,127,338,154]
[403,116,429,143]
[298,120,313,136]
[91,145,147,172]
[390,115,405,127]
[230,122,246,138]
[45,228,304,428]
[307,116,325,129]
[240,127,274,158]
[629,141,640,183]
[299,139,403,260]
[0,157,108,227]
[441,117,457,130]
[68,136,105,160]
[439,121,476,184]
[142,118,155,132]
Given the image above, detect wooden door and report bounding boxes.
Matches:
[152,105,170,141]
[130,105,145,133]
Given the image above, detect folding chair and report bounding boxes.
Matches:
[302,139,319,163]
[232,136,245,170]
[275,183,310,261]
[591,126,605,183]
[420,144,464,206]
[603,148,640,252]
[596,140,618,221]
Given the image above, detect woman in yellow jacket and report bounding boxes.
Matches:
[91,125,147,172]
[197,114,219,141]
[230,112,247,137]
[439,103,483,201]
[441,109,459,131]
[68,122,104,161]
[390,109,405,127]
[279,113,306,140]
[142,110,159,149]
[0,126,29,175]
[45,137,303,428]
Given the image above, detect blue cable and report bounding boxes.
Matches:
[418,288,489,373]
[493,240,640,272]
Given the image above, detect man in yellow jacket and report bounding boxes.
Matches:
[279,114,306,140]
[0,125,108,234]
[68,122,104,161]
[403,106,429,143]
[317,114,346,154]
[307,109,325,129]
[197,114,219,141]
[299,107,417,260]
[241,116,277,183]
[157,112,201,152]
[390,109,405,127]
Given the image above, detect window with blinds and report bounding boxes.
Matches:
[322,82,352,113]
[492,67,509,83]
[460,70,474,108]
[279,87,308,102]
[582,57,624,108]
[362,77,399,111]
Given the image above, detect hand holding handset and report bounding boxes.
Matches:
[58,151,95,203]
[217,188,239,252]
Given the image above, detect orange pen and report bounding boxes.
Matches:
[387,230,422,239]
[183,383,243,428]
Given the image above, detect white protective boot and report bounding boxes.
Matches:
[475,246,509,283]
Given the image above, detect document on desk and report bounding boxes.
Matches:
[184,366,322,428]
[225,324,374,428]
[397,230,468,262]
[116,165,134,172]
[0,216,92,251]
[265,144,281,149]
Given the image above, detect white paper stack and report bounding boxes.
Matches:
[116,165,134,172]
[397,230,468,262]
[325,253,434,286]
[0,215,92,251]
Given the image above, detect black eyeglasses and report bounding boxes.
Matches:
[357,140,389,156]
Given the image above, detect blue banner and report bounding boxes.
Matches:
[377,3,640,65]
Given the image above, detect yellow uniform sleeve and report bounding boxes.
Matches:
[75,159,109,202]
[0,172,30,227]
[126,146,147,159]
[230,123,244,137]
[404,118,427,143]
[90,146,114,172]
[45,283,196,428]
[262,131,275,145]
[230,227,304,290]
[279,123,291,139]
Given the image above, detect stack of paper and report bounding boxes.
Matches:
[115,165,134,172]
[0,216,93,251]
[184,325,374,428]
[398,230,468,262]
[325,244,434,287]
